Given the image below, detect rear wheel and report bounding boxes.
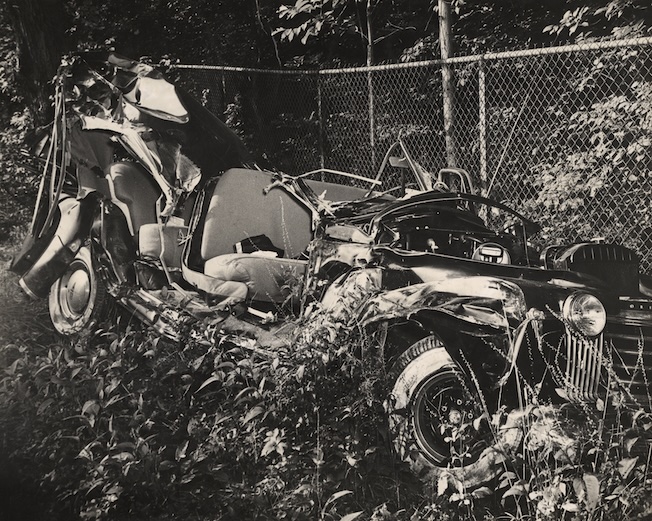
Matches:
[48,246,109,335]
[387,335,509,487]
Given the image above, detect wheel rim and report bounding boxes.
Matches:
[412,369,489,465]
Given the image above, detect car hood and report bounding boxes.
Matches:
[376,246,619,313]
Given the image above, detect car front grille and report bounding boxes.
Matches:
[564,330,603,402]
[559,310,652,410]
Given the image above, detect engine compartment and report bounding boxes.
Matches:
[375,203,531,265]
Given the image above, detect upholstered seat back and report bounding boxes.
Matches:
[204,253,307,304]
[200,168,371,261]
[201,169,312,261]
[106,162,160,236]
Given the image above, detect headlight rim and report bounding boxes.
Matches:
[562,291,607,338]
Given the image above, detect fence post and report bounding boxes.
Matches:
[317,75,325,175]
[478,57,487,196]
[368,72,376,174]
[366,0,377,174]
[220,70,227,115]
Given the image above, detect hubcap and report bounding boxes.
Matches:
[412,371,488,465]
[448,409,463,425]
[61,267,91,317]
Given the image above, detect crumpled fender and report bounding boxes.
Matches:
[358,276,528,332]
[15,196,89,298]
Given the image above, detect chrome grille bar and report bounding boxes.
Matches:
[565,330,603,401]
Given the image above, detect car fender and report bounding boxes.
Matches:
[15,196,91,298]
[358,275,528,332]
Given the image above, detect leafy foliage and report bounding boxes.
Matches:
[0,12,40,240]
[2,263,652,520]
[66,0,279,66]
[518,48,652,248]
[543,0,652,40]
[0,268,421,519]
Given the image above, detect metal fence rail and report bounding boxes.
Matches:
[174,37,652,272]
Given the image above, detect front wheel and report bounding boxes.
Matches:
[48,246,109,335]
[387,335,516,488]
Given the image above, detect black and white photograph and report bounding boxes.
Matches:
[1,1,652,519]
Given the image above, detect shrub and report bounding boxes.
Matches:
[0,272,420,519]
[1,266,652,520]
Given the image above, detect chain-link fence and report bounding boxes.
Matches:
[174,37,652,272]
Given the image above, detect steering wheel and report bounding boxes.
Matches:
[432,180,450,192]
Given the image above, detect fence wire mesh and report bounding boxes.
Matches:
[174,37,652,272]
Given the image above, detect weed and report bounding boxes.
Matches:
[1,263,651,520]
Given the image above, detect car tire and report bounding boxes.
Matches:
[387,334,510,488]
[48,246,109,335]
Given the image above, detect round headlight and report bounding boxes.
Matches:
[562,293,606,337]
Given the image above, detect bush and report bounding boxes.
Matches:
[1,265,652,520]
[0,271,420,519]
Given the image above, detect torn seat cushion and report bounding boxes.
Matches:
[204,254,306,304]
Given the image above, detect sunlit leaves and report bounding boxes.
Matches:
[618,456,639,479]
[261,427,287,457]
[275,0,350,45]
[583,473,601,511]
[4,268,652,520]
[543,1,649,39]
[543,7,590,36]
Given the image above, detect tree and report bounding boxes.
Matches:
[2,0,70,124]
[67,0,281,66]
[273,0,436,65]
[0,7,46,239]
[438,0,456,167]
[275,0,376,64]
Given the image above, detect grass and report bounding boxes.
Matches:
[1,236,652,520]
[0,249,56,359]
[0,240,59,521]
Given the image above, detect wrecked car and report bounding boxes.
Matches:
[11,52,652,486]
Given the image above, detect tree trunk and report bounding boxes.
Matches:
[438,0,457,167]
[5,0,69,125]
